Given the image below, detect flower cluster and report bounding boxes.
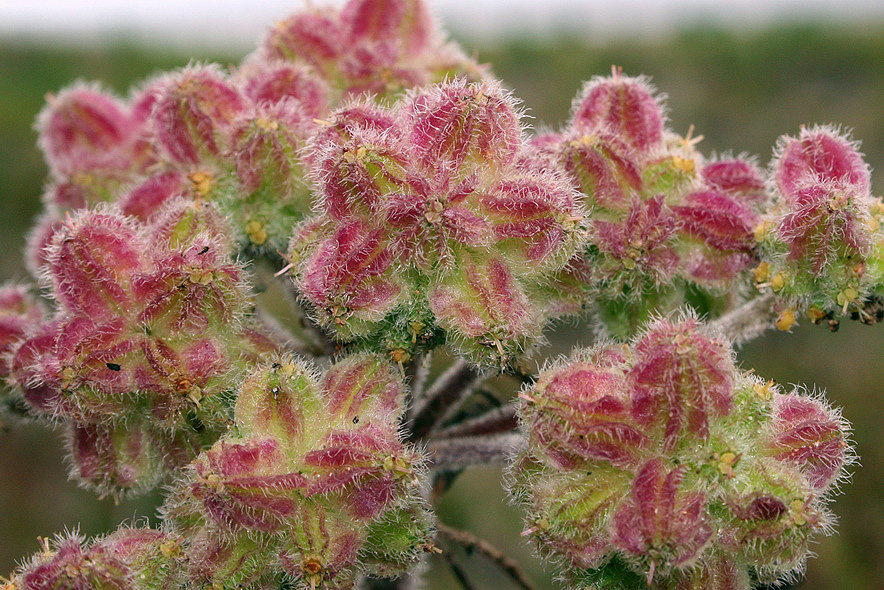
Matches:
[289,79,586,365]
[159,353,431,589]
[27,0,483,268]
[0,0,878,588]
[9,529,181,590]
[755,126,884,330]
[530,70,767,337]
[8,204,276,497]
[511,318,851,589]
[9,354,432,590]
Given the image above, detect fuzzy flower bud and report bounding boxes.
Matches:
[36,84,134,176]
[571,70,665,154]
[151,65,245,166]
[342,0,434,58]
[241,60,330,118]
[774,125,871,200]
[0,285,44,379]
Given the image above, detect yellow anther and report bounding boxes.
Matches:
[716,451,739,478]
[188,269,215,284]
[245,220,268,245]
[806,307,826,323]
[753,380,776,401]
[159,539,182,558]
[390,349,410,364]
[836,288,859,313]
[255,116,279,131]
[754,222,769,243]
[188,171,212,197]
[775,308,797,331]
[753,261,770,284]
[672,155,695,174]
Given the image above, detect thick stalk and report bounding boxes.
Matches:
[409,360,483,441]
[435,403,519,439]
[436,523,537,590]
[427,433,526,470]
[705,292,777,346]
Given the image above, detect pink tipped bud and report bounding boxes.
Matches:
[263,10,345,69]
[776,183,871,275]
[340,38,429,96]
[479,173,585,270]
[523,355,648,468]
[342,0,435,58]
[183,531,270,588]
[0,285,44,378]
[775,126,871,200]
[629,318,733,449]
[119,171,187,222]
[15,533,132,590]
[594,195,679,281]
[571,72,665,153]
[233,355,322,443]
[133,237,246,335]
[404,79,521,172]
[293,218,403,336]
[189,438,304,531]
[674,189,757,252]
[146,197,233,251]
[320,353,405,429]
[37,84,134,175]
[560,131,643,210]
[764,392,850,492]
[68,420,164,496]
[522,466,629,570]
[428,252,541,363]
[242,60,330,119]
[151,65,245,165]
[232,98,312,194]
[312,105,408,219]
[46,209,146,316]
[611,459,712,569]
[701,158,767,204]
[8,319,63,414]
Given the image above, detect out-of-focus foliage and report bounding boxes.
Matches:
[1,22,882,589]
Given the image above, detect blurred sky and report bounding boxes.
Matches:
[2,0,884,48]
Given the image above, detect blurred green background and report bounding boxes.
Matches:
[1,22,882,589]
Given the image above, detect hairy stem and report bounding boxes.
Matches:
[435,403,519,439]
[436,523,537,590]
[706,292,777,346]
[405,351,431,401]
[428,433,526,469]
[409,359,483,441]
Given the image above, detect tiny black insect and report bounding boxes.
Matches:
[106,363,121,371]
[198,246,210,255]
[352,416,360,424]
